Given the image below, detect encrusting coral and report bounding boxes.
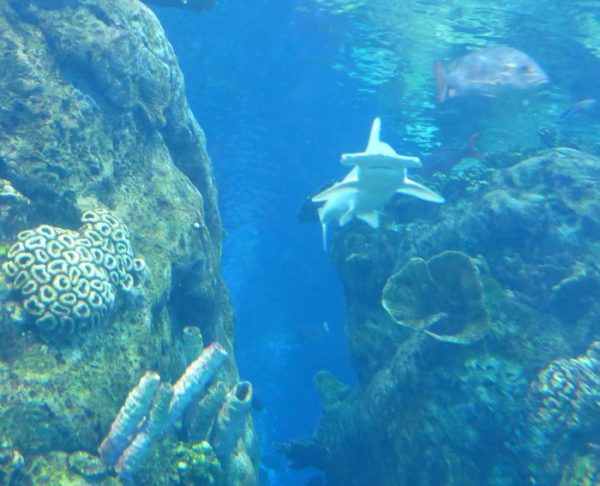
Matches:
[528,341,600,447]
[1,208,145,337]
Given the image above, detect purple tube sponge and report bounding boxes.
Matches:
[165,342,228,431]
[99,371,161,466]
[210,381,253,461]
[98,342,228,480]
[116,382,174,480]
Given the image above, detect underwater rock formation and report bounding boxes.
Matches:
[286,148,600,485]
[0,0,257,484]
[143,0,217,11]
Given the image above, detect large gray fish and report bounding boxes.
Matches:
[435,46,549,103]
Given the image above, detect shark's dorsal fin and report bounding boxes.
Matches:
[366,117,382,152]
[366,117,396,156]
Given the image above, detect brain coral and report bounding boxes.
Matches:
[1,208,145,336]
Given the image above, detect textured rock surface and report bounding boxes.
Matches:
[0,0,256,484]
[287,148,600,485]
[143,0,217,11]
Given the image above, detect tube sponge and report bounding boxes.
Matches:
[165,343,228,431]
[115,382,174,480]
[210,381,253,461]
[98,371,161,467]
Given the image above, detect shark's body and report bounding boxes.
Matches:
[312,118,444,249]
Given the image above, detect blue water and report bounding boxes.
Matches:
[155,2,365,484]
[152,1,600,484]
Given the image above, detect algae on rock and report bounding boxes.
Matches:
[0,0,257,484]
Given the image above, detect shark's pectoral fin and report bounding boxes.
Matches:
[312,182,358,203]
[397,178,445,203]
[356,211,380,229]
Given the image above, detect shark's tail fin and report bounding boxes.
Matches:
[397,178,445,203]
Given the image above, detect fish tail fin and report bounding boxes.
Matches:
[434,62,447,103]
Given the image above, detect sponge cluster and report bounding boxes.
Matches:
[1,208,145,335]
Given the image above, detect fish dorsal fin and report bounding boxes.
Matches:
[365,117,396,156]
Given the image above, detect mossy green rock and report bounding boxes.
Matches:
[0,1,256,483]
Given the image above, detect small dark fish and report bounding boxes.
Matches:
[420,133,485,176]
[435,46,549,103]
[559,98,599,121]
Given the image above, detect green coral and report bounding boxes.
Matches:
[175,441,223,486]
[0,207,145,338]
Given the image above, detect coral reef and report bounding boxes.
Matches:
[0,0,258,484]
[1,208,145,338]
[285,148,600,485]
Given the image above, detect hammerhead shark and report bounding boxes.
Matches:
[312,118,444,249]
